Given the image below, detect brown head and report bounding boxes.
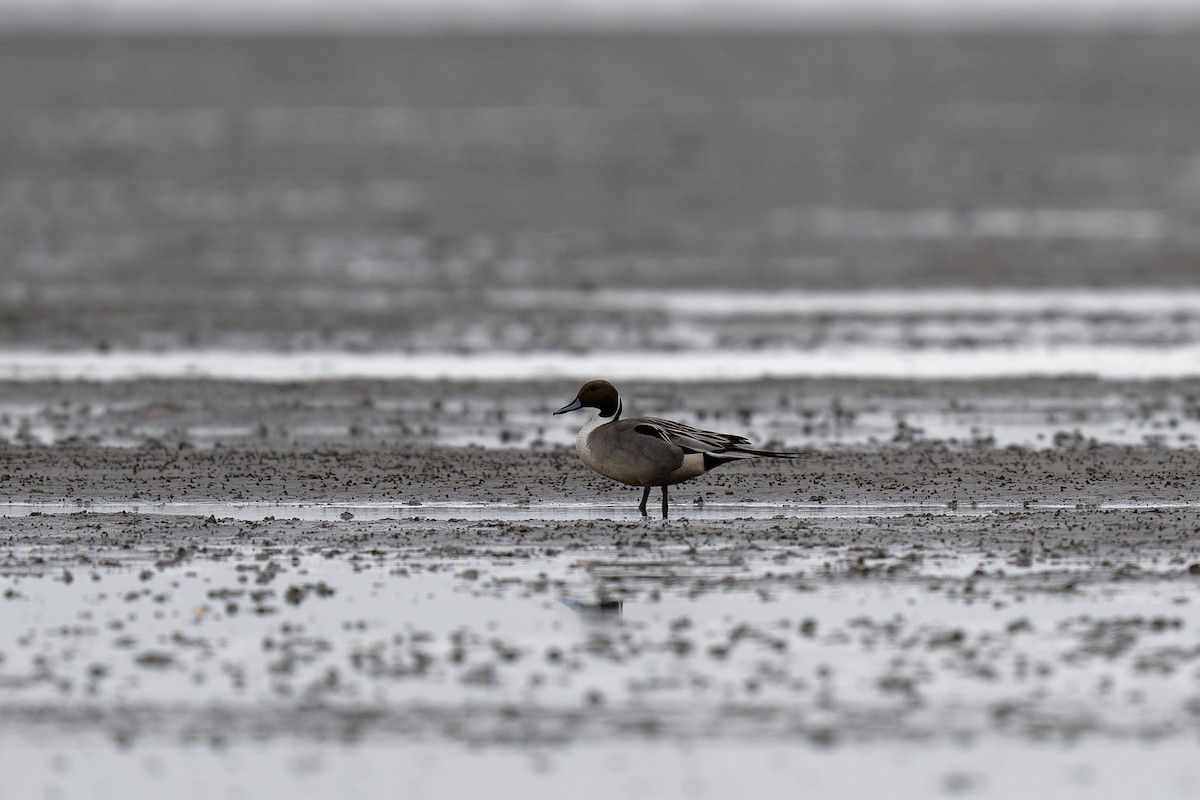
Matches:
[553,379,621,419]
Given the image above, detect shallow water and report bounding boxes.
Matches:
[5,343,1200,383]
[4,510,1200,798]
[4,527,1198,719]
[6,380,1200,451]
[1,500,975,522]
[492,287,1200,316]
[4,738,1200,800]
[7,287,1200,382]
[9,499,1200,524]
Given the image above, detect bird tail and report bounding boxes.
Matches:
[704,448,807,469]
[732,447,808,459]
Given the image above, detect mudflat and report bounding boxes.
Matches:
[4,375,1200,799]
[5,27,1200,800]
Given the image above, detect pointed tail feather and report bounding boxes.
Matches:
[703,448,807,469]
[733,447,808,459]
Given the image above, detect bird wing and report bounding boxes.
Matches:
[632,417,752,454]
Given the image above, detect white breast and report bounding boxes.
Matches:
[575,413,609,476]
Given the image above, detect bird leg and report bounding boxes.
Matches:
[639,486,651,516]
[661,485,669,519]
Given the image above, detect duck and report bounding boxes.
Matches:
[553,379,805,518]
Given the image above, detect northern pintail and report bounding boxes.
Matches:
[553,379,805,518]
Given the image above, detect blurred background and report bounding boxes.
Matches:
[2,0,1199,363]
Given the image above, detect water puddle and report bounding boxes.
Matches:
[2,738,1195,800]
[6,499,1197,523]
[4,505,1200,798]
[3,396,1199,451]
[490,287,1200,317]
[4,344,1200,382]
[3,541,1199,741]
[6,288,1200,382]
